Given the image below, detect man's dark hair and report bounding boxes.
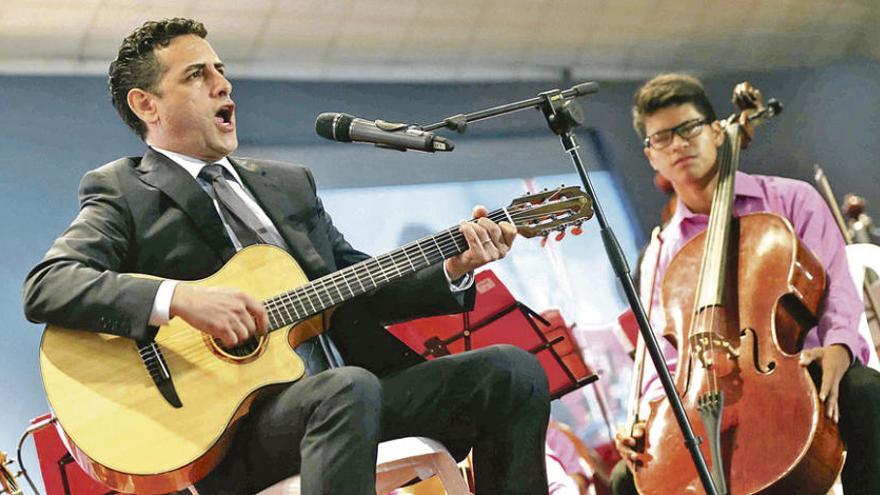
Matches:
[108,18,208,140]
[631,73,717,139]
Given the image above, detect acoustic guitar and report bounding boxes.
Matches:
[39,186,592,494]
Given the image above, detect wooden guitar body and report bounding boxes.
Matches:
[40,246,322,494]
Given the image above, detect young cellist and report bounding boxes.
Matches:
[610,73,880,495]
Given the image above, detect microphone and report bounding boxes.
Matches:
[315,113,454,152]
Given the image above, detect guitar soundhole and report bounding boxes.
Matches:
[212,335,265,361]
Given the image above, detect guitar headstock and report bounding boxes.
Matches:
[506,186,593,241]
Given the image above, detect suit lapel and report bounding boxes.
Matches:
[136,148,236,261]
[230,157,330,278]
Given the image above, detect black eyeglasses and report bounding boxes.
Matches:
[643,118,708,150]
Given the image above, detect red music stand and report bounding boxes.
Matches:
[387,270,597,399]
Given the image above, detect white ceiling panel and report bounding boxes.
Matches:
[0,0,876,81]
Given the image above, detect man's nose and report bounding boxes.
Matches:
[212,71,232,98]
[669,132,691,149]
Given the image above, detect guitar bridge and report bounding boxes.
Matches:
[138,341,183,408]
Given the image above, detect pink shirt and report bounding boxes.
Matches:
[640,172,868,399]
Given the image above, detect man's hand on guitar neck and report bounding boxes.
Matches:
[170,284,269,348]
[445,206,517,281]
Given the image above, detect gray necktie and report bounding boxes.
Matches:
[198,164,287,249]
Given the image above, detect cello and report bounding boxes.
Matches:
[631,83,845,494]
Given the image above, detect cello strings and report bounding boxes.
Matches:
[693,119,739,397]
[708,122,741,396]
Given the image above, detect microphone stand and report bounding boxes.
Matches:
[421,83,719,495]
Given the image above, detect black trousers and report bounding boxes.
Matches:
[193,344,551,495]
[609,361,880,495]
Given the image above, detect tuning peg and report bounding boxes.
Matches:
[571,225,583,236]
[554,231,566,242]
[540,236,549,248]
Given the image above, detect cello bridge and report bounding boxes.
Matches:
[689,331,740,369]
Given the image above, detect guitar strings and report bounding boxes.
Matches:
[262,207,575,327]
[157,207,553,358]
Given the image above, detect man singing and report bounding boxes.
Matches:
[24,18,551,495]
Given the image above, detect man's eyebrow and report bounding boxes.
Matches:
[184,62,206,74]
[184,62,225,71]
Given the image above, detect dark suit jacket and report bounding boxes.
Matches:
[24,148,472,376]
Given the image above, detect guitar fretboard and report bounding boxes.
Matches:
[263,208,510,331]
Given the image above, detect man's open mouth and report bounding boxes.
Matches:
[215,105,234,126]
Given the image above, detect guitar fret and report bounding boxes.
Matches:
[352,268,367,293]
[271,295,285,324]
[283,293,299,321]
[302,288,318,314]
[327,277,345,302]
[264,298,276,319]
[402,247,417,272]
[387,253,403,278]
[445,229,460,256]
[342,265,364,294]
[339,273,355,298]
[280,294,294,322]
[431,236,444,259]
[374,258,390,282]
[455,231,467,252]
[317,278,334,305]
[388,252,403,276]
[289,292,304,319]
[363,262,378,288]
[416,241,431,265]
[268,310,280,329]
[311,283,329,308]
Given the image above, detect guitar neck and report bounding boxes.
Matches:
[263,208,509,330]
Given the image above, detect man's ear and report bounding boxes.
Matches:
[643,146,657,170]
[127,88,158,127]
[710,120,725,147]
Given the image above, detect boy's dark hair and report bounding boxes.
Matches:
[631,73,717,139]
[108,18,207,139]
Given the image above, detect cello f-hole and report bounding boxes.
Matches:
[741,327,776,374]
